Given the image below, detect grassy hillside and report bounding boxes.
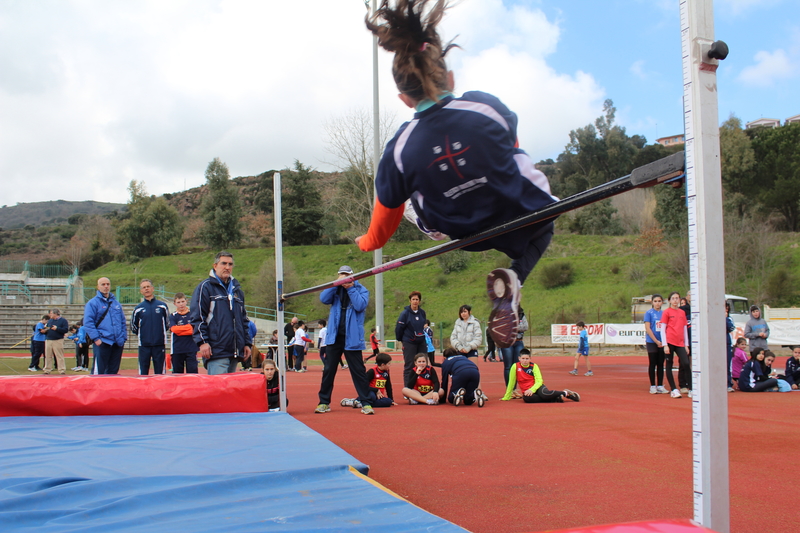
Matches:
[0,200,124,228]
[83,234,693,336]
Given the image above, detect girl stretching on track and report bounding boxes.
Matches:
[660,292,691,399]
[357,0,557,349]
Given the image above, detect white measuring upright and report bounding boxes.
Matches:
[680,0,730,531]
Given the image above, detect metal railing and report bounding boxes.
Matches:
[0,282,32,299]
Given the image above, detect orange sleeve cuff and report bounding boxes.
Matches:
[171,324,194,336]
[357,198,405,252]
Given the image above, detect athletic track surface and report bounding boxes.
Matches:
[3,353,798,532]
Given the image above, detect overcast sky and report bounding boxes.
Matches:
[1,0,797,206]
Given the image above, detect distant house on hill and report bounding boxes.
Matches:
[655,134,684,147]
[785,114,800,125]
[746,118,781,129]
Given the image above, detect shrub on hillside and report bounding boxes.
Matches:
[437,249,470,274]
[540,261,574,289]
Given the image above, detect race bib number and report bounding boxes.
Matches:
[375,379,387,389]
[417,385,432,393]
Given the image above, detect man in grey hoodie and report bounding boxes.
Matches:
[744,305,770,351]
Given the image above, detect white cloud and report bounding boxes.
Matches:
[738,49,797,87]
[0,0,603,205]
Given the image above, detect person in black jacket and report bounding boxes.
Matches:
[396,291,428,386]
[189,252,252,375]
[131,279,170,375]
[785,346,800,390]
[42,309,69,375]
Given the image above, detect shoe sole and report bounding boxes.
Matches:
[475,388,485,408]
[486,269,519,349]
[453,388,465,406]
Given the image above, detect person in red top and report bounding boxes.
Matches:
[364,327,381,363]
[501,349,579,403]
[341,353,397,408]
[402,353,441,404]
[659,292,691,398]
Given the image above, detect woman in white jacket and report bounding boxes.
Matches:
[450,305,482,359]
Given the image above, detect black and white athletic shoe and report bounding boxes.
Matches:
[453,387,466,406]
[475,388,486,408]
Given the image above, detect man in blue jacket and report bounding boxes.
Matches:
[84,277,128,374]
[189,251,252,375]
[315,265,374,414]
[42,308,69,375]
[131,279,170,375]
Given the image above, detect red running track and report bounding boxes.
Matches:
[288,355,800,533]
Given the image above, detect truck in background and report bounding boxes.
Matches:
[631,294,750,324]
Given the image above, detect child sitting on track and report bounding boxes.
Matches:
[569,321,593,376]
[785,346,800,391]
[730,337,748,391]
[402,353,441,405]
[263,359,285,412]
[342,352,397,409]
[439,347,484,407]
[502,349,580,403]
[357,0,557,349]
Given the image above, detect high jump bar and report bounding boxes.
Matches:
[281,151,684,300]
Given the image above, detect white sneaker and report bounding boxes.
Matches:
[453,388,466,406]
[657,386,669,394]
[670,389,682,398]
[687,390,693,398]
[727,387,735,393]
[680,388,689,394]
[475,388,485,408]
[426,399,437,405]
[568,369,578,376]
[408,398,419,405]
[649,386,657,394]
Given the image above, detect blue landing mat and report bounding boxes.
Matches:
[0,413,467,532]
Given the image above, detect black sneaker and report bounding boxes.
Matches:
[487,268,520,349]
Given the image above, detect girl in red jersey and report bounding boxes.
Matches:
[402,353,441,404]
[501,349,579,403]
[659,292,691,398]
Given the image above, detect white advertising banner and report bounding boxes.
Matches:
[763,321,800,346]
[731,319,800,346]
[551,323,604,344]
[604,323,647,345]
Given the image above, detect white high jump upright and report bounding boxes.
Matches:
[273,171,288,412]
[680,0,729,531]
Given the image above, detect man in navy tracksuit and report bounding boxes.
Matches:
[84,277,128,374]
[189,252,252,375]
[131,279,170,375]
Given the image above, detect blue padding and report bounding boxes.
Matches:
[0,413,367,480]
[0,414,466,532]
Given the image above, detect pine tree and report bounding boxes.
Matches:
[200,158,242,249]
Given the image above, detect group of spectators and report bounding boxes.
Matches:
[28,251,254,377]
[643,291,800,396]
